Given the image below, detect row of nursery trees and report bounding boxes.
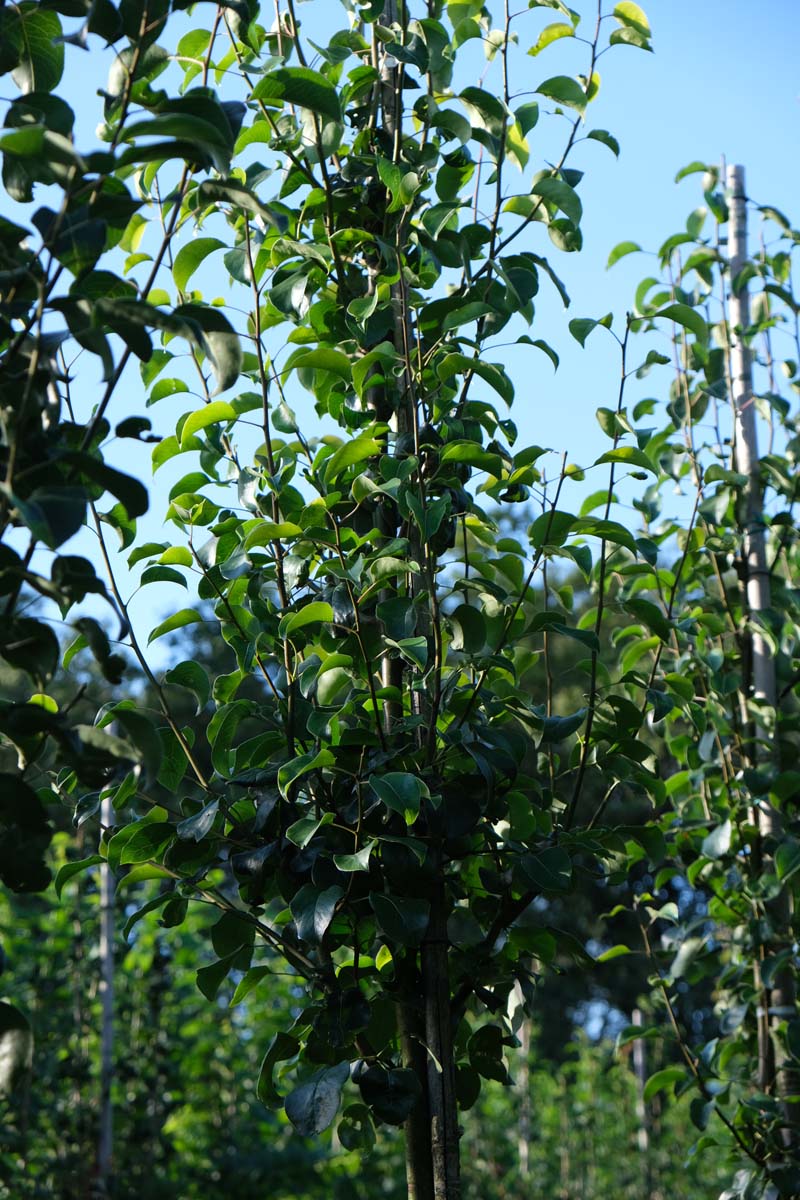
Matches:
[0,0,799,1196]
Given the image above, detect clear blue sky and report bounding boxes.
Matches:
[10,0,799,655]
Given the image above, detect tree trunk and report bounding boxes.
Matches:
[398,991,435,1200]
[421,884,461,1200]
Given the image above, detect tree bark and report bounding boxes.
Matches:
[421,885,461,1200]
[398,991,435,1200]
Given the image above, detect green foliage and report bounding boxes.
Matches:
[1,2,800,1198]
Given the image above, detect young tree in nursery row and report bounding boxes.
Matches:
[1,0,799,1197]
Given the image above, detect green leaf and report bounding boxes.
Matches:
[519,337,559,369]
[6,486,86,550]
[117,864,172,890]
[574,517,638,553]
[529,613,599,651]
[587,129,620,156]
[2,5,65,93]
[244,523,303,549]
[211,911,254,957]
[173,237,226,293]
[59,451,148,519]
[272,401,298,433]
[157,728,187,792]
[352,341,398,398]
[290,884,343,945]
[536,75,587,114]
[653,303,708,343]
[280,602,334,637]
[0,618,59,683]
[338,1103,376,1153]
[164,661,210,713]
[528,22,574,55]
[334,841,376,872]
[278,749,335,798]
[624,598,671,642]
[776,839,800,883]
[325,438,382,481]
[515,101,540,136]
[596,944,632,962]
[180,401,237,446]
[674,160,708,182]
[54,855,103,899]
[195,178,286,229]
[520,846,572,892]
[607,240,641,268]
[196,953,240,1001]
[370,773,430,826]
[613,1,651,37]
[117,821,173,867]
[285,346,351,381]
[357,1065,421,1125]
[0,774,51,891]
[230,966,273,1007]
[257,1032,300,1107]
[437,354,514,405]
[440,441,503,476]
[532,177,582,226]
[286,811,334,848]
[458,86,507,139]
[251,67,342,122]
[148,609,203,645]
[594,446,657,475]
[540,708,587,742]
[113,709,163,783]
[643,1066,685,1103]
[122,892,173,941]
[448,604,486,653]
[174,304,241,394]
[385,636,429,671]
[370,893,430,946]
[177,799,219,842]
[569,315,611,347]
[285,1062,350,1137]
[609,25,652,50]
[529,509,575,549]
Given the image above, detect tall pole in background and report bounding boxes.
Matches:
[97,793,115,1195]
[727,164,797,1140]
[727,164,776,733]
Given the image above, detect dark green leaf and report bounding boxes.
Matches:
[285,1062,350,1136]
[290,884,343,945]
[177,799,219,842]
[54,855,103,898]
[257,1032,300,1107]
[370,893,430,946]
[536,75,587,114]
[173,237,225,293]
[251,67,342,122]
[520,846,572,892]
[357,1065,421,1125]
[164,661,210,713]
[370,773,429,826]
